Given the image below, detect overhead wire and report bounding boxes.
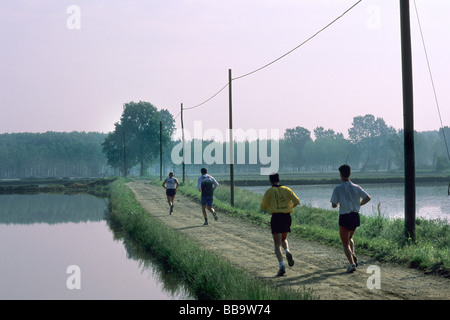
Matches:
[232,0,363,81]
[413,0,450,161]
[180,0,363,112]
[183,83,229,110]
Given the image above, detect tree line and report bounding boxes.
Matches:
[1,106,448,179]
[0,131,107,179]
[160,114,449,176]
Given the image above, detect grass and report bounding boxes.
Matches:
[107,177,316,300]
[174,178,449,275]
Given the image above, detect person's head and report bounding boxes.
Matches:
[201,168,207,175]
[338,164,351,180]
[168,171,174,177]
[269,173,280,185]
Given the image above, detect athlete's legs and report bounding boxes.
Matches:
[272,233,285,262]
[340,226,356,264]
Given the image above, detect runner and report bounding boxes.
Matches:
[261,173,300,277]
[197,168,219,225]
[162,172,179,215]
[330,164,371,273]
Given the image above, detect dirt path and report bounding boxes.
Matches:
[127,180,450,300]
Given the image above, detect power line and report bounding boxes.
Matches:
[181,0,363,111]
[182,83,229,110]
[232,0,363,81]
[413,0,450,161]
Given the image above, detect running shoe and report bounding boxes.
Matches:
[276,266,286,277]
[213,212,218,221]
[203,220,208,226]
[346,264,356,273]
[286,251,295,267]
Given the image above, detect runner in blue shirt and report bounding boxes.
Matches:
[197,168,219,225]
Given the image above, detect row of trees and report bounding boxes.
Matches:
[280,114,449,172]
[0,131,107,179]
[1,105,448,179]
[158,118,449,176]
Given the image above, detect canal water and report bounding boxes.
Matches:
[0,193,194,300]
[242,182,450,221]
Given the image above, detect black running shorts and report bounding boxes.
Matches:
[339,212,360,231]
[271,213,292,234]
[166,189,176,197]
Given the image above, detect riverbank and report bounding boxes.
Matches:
[107,178,314,300]
[6,176,447,299]
[127,179,450,300]
[175,178,449,275]
[217,171,450,186]
[0,177,115,197]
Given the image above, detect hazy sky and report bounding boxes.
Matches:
[1,0,449,140]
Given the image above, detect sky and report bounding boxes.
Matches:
[0,0,449,141]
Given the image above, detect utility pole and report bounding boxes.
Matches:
[122,130,127,177]
[228,69,234,206]
[181,103,185,184]
[160,121,163,180]
[400,0,416,241]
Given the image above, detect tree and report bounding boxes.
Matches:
[348,114,395,144]
[313,126,344,140]
[283,126,312,170]
[308,127,349,170]
[348,114,396,170]
[102,101,175,176]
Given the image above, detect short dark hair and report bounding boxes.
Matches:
[269,173,280,185]
[339,164,351,178]
[201,168,207,175]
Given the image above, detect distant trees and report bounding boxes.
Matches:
[153,114,449,175]
[1,112,448,179]
[0,132,107,178]
[348,114,396,171]
[282,126,312,170]
[102,101,175,176]
[276,114,448,172]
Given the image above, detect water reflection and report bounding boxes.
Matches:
[0,193,194,300]
[0,193,106,224]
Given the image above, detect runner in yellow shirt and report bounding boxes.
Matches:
[261,173,300,276]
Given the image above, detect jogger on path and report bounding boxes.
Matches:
[261,173,300,276]
[197,168,219,225]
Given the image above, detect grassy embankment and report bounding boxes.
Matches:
[175,177,449,275]
[107,177,315,300]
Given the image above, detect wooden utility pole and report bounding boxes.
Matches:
[160,121,163,180]
[400,0,416,241]
[122,130,126,177]
[228,69,235,206]
[181,103,185,184]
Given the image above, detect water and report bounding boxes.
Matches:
[242,182,450,221]
[0,193,193,300]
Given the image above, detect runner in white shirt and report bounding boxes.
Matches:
[162,172,179,215]
[331,164,371,273]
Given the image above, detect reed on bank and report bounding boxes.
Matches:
[176,179,449,274]
[107,178,315,300]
